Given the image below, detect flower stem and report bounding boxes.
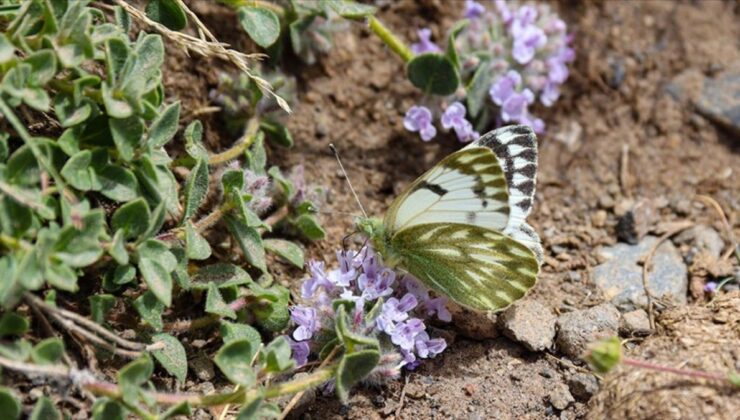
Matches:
[208,117,261,166]
[622,357,732,384]
[368,16,413,62]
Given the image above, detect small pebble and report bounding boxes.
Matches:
[568,373,600,400]
[549,383,575,410]
[620,309,653,336]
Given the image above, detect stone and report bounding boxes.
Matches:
[568,373,600,400]
[498,300,556,352]
[593,236,688,311]
[556,303,620,358]
[549,383,575,410]
[189,352,215,381]
[619,309,653,336]
[674,225,725,259]
[449,303,499,339]
[614,198,658,244]
[695,68,740,137]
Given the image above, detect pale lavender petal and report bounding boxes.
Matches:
[464,0,486,19]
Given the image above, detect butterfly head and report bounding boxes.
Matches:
[355,216,384,241]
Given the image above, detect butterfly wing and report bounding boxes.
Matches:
[383,146,511,233]
[467,125,543,263]
[391,223,539,311]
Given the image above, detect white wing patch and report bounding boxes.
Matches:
[384,147,510,233]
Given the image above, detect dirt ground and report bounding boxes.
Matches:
[173,1,740,419]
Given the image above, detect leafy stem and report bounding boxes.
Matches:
[368,16,413,62]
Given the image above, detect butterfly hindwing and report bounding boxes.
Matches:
[384,146,510,233]
[391,223,540,311]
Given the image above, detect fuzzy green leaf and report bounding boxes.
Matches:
[136,239,177,272]
[237,6,280,48]
[466,58,492,117]
[112,198,150,240]
[0,34,15,64]
[263,336,294,373]
[192,263,252,290]
[0,388,20,420]
[250,284,290,332]
[139,258,172,306]
[264,239,304,268]
[151,333,188,382]
[335,349,380,402]
[294,214,326,240]
[133,291,164,331]
[109,116,144,161]
[260,119,293,148]
[181,157,208,223]
[45,261,78,292]
[145,0,188,31]
[54,93,92,127]
[184,120,207,160]
[185,222,211,260]
[29,397,60,420]
[205,282,236,319]
[101,83,133,118]
[118,354,153,404]
[148,101,181,148]
[96,164,139,202]
[324,0,377,19]
[61,150,97,190]
[220,321,261,345]
[407,53,459,96]
[160,402,192,420]
[31,338,64,365]
[109,230,129,265]
[111,264,136,286]
[0,312,29,337]
[91,398,126,420]
[89,294,116,325]
[215,338,258,386]
[225,215,267,272]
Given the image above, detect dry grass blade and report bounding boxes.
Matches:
[695,195,738,261]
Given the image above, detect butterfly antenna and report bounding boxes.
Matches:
[329,144,368,218]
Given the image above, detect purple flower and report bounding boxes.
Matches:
[402,276,429,301]
[541,81,560,107]
[425,296,452,322]
[376,293,417,333]
[547,56,570,84]
[288,337,310,366]
[410,28,441,55]
[441,102,479,143]
[704,281,718,294]
[501,89,534,122]
[512,25,547,64]
[390,318,425,350]
[327,250,356,288]
[464,0,486,19]
[301,261,333,299]
[414,331,447,358]
[291,306,320,341]
[490,70,522,106]
[494,0,512,24]
[404,106,437,142]
[361,268,396,300]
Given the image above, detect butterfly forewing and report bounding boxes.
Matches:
[384,146,511,233]
[391,223,540,311]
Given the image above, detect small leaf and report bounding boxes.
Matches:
[260,120,293,148]
[89,294,116,325]
[139,258,172,306]
[160,401,192,420]
[220,321,261,345]
[145,0,187,31]
[407,53,459,96]
[205,282,236,319]
[294,214,326,240]
[335,349,380,402]
[185,222,211,260]
[108,230,129,265]
[215,339,258,386]
[728,372,740,388]
[225,215,267,272]
[151,333,187,382]
[237,6,280,48]
[31,338,64,365]
[101,83,133,118]
[0,312,29,336]
[584,336,622,374]
[184,120,207,160]
[141,201,167,240]
[235,396,264,420]
[25,50,57,87]
[29,397,60,420]
[263,336,294,373]
[324,0,377,19]
[133,291,164,331]
[192,263,252,290]
[0,34,15,64]
[61,150,97,190]
[112,198,150,239]
[250,284,290,332]
[466,59,492,117]
[111,264,136,286]
[445,20,468,70]
[45,261,78,292]
[109,116,144,161]
[54,93,92,127]
[96,164,139,202]
[181,158,209,222]
[0,388,21,420]
[264,239,304,268]
[136,239,177,272]
[91,398,126,420]
[148,101,181,148]
[118,354,153,404]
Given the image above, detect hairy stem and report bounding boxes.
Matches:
[208,117,261,166]
[368,16,413,62]
[622,358,732,384]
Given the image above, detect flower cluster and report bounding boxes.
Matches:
[289,247,449,369]
[404,101,479,143]
[402,1,574,142]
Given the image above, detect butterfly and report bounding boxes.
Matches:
[356,125,543,312]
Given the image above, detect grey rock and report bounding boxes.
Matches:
[189,352,215,381]
[619,309,653,336]
[593,236,688,311]
[556,303,620,358]
[674,225,725,258]
[695,68,740,137]
[499,300,556,352]
[568,373,600,400]
[549,383,575,410]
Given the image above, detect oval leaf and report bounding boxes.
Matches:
[264,239,304,268]
[406,53,459,96]
[151,333,188,382]
[214,339,258,386]
[237,6,280,48]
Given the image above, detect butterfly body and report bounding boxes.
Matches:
[356,125,543,312]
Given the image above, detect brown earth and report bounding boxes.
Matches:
[170,1,739,419]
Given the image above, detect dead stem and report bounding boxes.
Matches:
[695,195,738,261]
